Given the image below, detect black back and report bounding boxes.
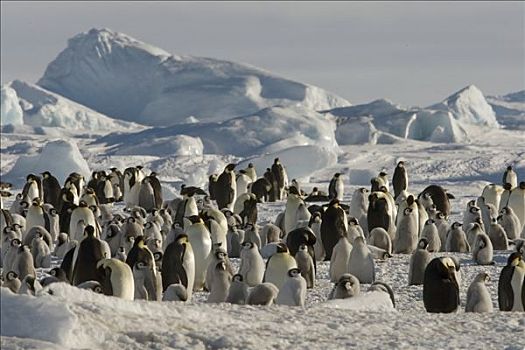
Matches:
[423,258,459,313]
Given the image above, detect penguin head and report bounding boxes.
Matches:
[397,161,404,167]
[403,207,413,216]
[18,244,29,253]
[276,242,288,253]
[175,233,189,243]
[288,186,300,196]
[274,158,280,164]
[337,273,360,297]
[451,222,462,230]
[298,244,307,252]
[79,200,88,208]
[6,271,18,281]
[379,171,387,177]
[368,281,395,308]
[225,163,236,172]
[475,272,490,283]
[242,241,254,250]
[334,173,341,178]
[506,165,513,171]
[503,183,512,190]
[215,250,227,260]
[469,206,480,214]
[379,186,388,193]
[41,171,51,179]
[348,217,359,226]
[418,237,429,250]
[425,219,435,226]
[84,225,96,237]
[359,187,369,194]
[187,215,202,225]
[507,252,523,266]
[288,268,301,278]
[232,274,244,282]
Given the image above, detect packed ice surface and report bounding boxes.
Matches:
[429,84,500,127]
[108,134,204,157]
[487,90,525,130]
[95,105,339,158]
[1,86,24,126]
[3,139,91,184]
[0,80,143,132]
[37,28,350,126]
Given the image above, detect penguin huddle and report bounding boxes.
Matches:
[1,161,524,316]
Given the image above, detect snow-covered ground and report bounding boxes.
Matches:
[1,27,525,350]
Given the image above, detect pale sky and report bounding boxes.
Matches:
[1,1,524,106]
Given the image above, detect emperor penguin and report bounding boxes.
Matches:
[499,183,513,213]
[394,198,419,254]
[185,215,212,291]
[328,173,344,201]
[19,275,43,296]
[21,174,43,204]
[473,233,494,266]
[349,188,369,234]
[31,232,51,268]
[423,257,460,313]
[321,199,348,260]
[310,212,325,262]
[162,234,195,299]
[250,178,272,203]
[346,217,364,244]
[420,219,441,252]
[348,236,375,284]
[294,244,315,288]
[25,199,46,235]
[226,274,249,304]
[435,212,449,251]
[466,220,484,247]
[138,177,156,212]
[392,161,408,200]
[378,172,389,192]
[43,206,60,242]
[271,158,287,201]
[276,268,307,307]
[205,246,234,291]
[246,282,279,306]
[481,184,504,210]
[465,272,493,313]
[408,238,431,285]
[41,171,61,208]
[263,242,297,290]
[367,192,395,240]
[503,165,518,189]
[463,200,483,230]
[235,170,252,199]
[126,236,161,301]
[97,258,134,300]
[215,164,237,211]
[488,219,509,250]
[498,207,521,240]
[207,261,232,303]
[69,201,97,241]
[330,236,352,283]
[72,226,107,286]
[13,245,36,280]
[243,223,262,250]
[244,163,257,183]
[419,185,454,219]
[162,284,188,302]
[239,241,265,287]
[445,222,470,253]
[329,273,361,300]
[1,271,21,293]
[368,227,392,254]
[507,182,525,233]
[498,252,525,311]
[284,186,305,235]
[3,238,22,276]
[261,223,281,246]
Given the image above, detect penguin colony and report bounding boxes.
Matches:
[1,162,524,314]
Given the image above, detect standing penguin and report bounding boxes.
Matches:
[347,236,375,284]
[463,200,483,230]
[466,220,484,247]
[498,252,525,311]
[97,258,134,300]
[72,226,106,286]
[185,216,212,291]
[21,174,43,203]
[13,245,36,280]
[226,274,249,304]
[349,188,369,234]
[330,236,352,283]
[271,158,287,201]
[367,192,395,240]
[498,207,521,240]
[503,166,518,189]
[507,182,525,233]
[435,212,449,251]
[328,173,344,201]
[125,236,160,301]
[321,199,348,261]
[284,186,305,234]
[162,233,195,300]
[423,257,460,313]
[276,268,307,307]
[481,184,504,210]
[392,161,408,200]
[263,242,297,290]
[215,164,237,210]
[445,222,470,253]
[294,244,315,289]
[408,238,431,285]
[69,201,97,241]
[472,232,494,265]
[41,171,61,208]
[419,185,454,219]
[420,219,441,252]
[394,196,419,254]
[488,219,509,250]
[138,177,156,212]
[238,241,265,287]
[465,272,493,313]
[207,261,232,303]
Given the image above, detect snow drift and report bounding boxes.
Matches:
[1,80,143,133]
[96,105,339,158]
[487,90,525,130]
[1,85,24,126]
[37,28,350,126]
[4,139,91,185]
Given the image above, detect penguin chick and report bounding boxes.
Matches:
[276,268,307,307]
[465,272,493,313]
[162,284,188,302]
[226,274,249,305]
[329,273,361,300]
[246,282,279,306]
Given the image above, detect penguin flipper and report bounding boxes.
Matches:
[498,266,514,311]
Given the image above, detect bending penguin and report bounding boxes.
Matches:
[97,258,134,300]
[423,257,460,313]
